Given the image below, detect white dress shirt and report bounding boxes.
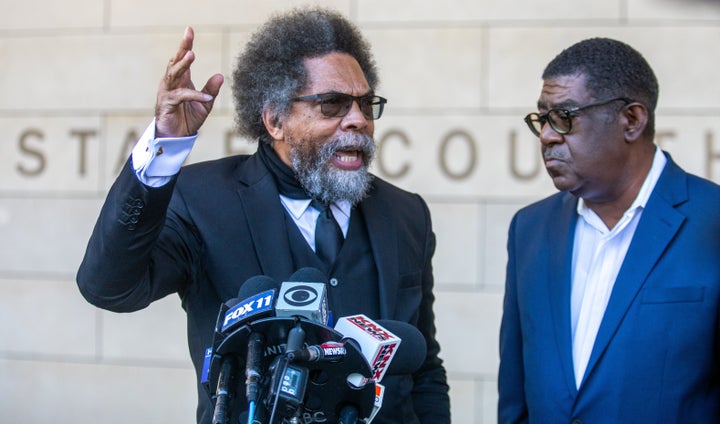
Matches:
[279,195,351,250]
[570,147,667,388]
[131,119,197,187]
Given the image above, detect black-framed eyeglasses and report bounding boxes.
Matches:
[524,97,633,137]
[291,92,388,120]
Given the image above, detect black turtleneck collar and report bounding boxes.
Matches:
[257,141,310,200]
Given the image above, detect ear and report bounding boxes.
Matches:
[262,108,284,142]
[623,103,649,143]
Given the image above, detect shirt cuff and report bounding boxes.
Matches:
[131,119,197,187]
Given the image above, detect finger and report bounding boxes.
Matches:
[164,50,196,89]
[161,87,214,106]
[170,26,194,65]
[201,73,224,98]
[163,27,196,87]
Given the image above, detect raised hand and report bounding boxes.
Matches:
[155,26,224,138]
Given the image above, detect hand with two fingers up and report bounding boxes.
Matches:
[155,26,224,138]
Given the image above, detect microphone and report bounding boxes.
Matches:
[266,267,329,423]
[334,317,426,423]
[206,270,377,424]
[203,275,280,423]
[334,315,427,382]
[221,275,280,333]
[266,355,309,422]
[376,319,427,376]
[286,341,347,363]
[202,275,279,387]
[275,267,330,325]
[266,268,378,423]
[212,355,237,424]
[245,331,264,404]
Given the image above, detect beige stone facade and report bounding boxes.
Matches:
[1,0,719,422]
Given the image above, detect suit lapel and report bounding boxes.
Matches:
[583,156,687,385]
[358,187,398,320]
[235,154,295,282]
[548,193,582,395]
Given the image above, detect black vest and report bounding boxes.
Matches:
[283,207,380,321]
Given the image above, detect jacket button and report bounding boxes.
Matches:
[571,419,583,424]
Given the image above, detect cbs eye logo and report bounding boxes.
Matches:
[283,285,318,306]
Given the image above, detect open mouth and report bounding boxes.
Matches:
[332,150,364,170]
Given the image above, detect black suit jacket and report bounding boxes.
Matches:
[77,152,450,423]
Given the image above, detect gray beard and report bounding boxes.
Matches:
[291,133,377,205]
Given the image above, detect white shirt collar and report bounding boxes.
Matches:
[278,195,352,221]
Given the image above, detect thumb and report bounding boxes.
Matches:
[202,73,224,98]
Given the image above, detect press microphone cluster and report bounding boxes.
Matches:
[201,267,427,424]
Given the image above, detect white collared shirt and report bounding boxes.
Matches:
[279,195,351,251]
[570,147,667,388]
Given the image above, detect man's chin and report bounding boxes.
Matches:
[551,179,570,192]
[315,167,373,205]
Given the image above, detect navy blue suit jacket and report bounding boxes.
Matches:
[77,152,449,423]
[499,154,720,423]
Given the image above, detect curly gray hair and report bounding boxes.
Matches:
[232,7,379,143]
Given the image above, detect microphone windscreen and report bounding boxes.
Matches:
[237,275,280,299]
[286,267,327,283]
[220,275,280,333]
[375,320,427,375]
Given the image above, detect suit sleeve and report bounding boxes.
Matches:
[497,213,529,423]
[76,158,199,312]
[410,194,451,423]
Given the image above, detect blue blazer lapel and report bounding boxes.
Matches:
[583,156,688,384]
[548,193,582,395]
[235,154,295,282]
[358,189,398,320]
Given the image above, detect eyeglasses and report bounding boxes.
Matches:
[524,97,633,137]
[291,92,387,120]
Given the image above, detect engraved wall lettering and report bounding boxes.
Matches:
[70,129,97,176]
[438,129,476,180]
[17,128,46,177]
[377,129,411,179]
[509,129,542,180]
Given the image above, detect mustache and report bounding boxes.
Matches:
[543,149,567,162]
[290,132,376,205]
[321,133,376,157]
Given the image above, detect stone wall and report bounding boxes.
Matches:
[1,0,718,422]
